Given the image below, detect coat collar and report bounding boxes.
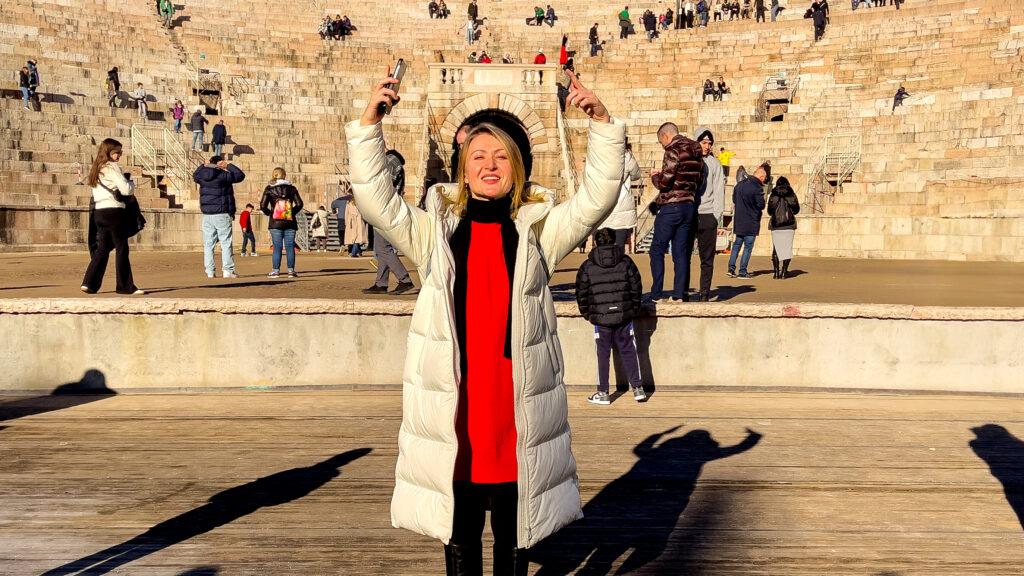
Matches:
[426,183,553,231]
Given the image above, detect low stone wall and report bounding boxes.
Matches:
[3,299,1021,394]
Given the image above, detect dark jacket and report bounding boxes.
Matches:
[767,177,800,230]
[467,2,478,19]
[107,68,120,90]
[575,244,643,328]
[732,177,767,236]
[19,70,30,89]
[212,123,227,145]
[735,165,749,184]
[643,12,656,31]
[652,134,704,205]
[589,25,599,43]
[260,181,304,230]
[194,164,244,215]
[189,111,208,132]
[812,9,826,27]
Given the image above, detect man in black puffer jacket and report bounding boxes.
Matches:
[576,228,646,405]
[194,156,245,278]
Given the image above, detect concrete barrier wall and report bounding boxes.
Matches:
[3,299,1022,394]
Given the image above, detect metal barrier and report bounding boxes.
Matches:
[806,132,862,213]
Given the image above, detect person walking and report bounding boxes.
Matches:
[347,67,623,576]
[190,108,209,152]
[344,196,368,257]
[693,127,725,302]
[330,184,350,253]
[755,0,766,22]
[260,167,304,278]
[812,4,827,42]
[649,122,704,301]
[194,155,245,278]
[106,66,120,107]
[727,166,767,279]
[363,149,415,295]
[239,203,258,256]
[81,139,144,295]
[212,120,227,157]
[18,66,32,111]
[171,100,185,133]
[618,6,631,39]
[309,205,329,252]
[767,176,799,279]
[598,138,641,249]
[132,83,148,120]
[718,146,735,180]
[159,0,175,28]
[576,228,646,405]
[892,85,910,112]
[589,23,600,57]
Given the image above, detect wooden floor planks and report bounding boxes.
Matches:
[1,390,1022,575]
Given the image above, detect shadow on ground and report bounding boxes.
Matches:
[0,369,115,423]
[531,426,762,575]
[41,448,372,575]
[969,424,1024,530]
[176,568,218,576]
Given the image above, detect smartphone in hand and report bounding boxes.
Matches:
[378,59,407,116]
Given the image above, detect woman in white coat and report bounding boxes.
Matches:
[346,70,625,576]
[597,137,642,250]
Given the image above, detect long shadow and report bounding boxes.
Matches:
[41,448,372,575]
[143,280,294,294]
[176,568,218,576]
[532,427,762,575]
[0,285,57,291]
[547,282,577,302]
[969,424,1024,530]
[0,370,115,423]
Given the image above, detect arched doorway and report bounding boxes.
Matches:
[453,109,534,179]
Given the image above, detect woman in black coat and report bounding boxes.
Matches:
[767,176,800,279]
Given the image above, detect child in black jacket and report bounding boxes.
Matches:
[575,228,646,405]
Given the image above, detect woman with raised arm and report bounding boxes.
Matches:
[346,68,624,576]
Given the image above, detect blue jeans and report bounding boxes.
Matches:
[173,118,182,132]
[466,23,474,44]
[202,213,235,275]
[241,229,256,254]
[649,201,697,299]
[728,235,757,275]
[20,87,29,108]
[590,43,598,57]
[270,228,296,271]
[771,5,780,20]
[646,30,655,42]
[214,144,223,157]
[192,131,204,151]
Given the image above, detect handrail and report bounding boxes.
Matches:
[806,132,862,213]
[130,125,159,178]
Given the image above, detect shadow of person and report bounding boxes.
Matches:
[0,370,115,423]
[41,448,372,575]
[175,568,218,576]
[532,427,761,575]
[969,424,1024,530]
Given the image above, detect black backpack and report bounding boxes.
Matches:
[772,194,795,228]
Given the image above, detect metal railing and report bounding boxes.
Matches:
[556,107,580,201]
[806,132,862,213]
[130,125,159,178]
[755,75,802,122]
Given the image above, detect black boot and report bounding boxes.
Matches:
[444,543,483,576]
[771,250,780,279]
[492,546,529,576]
[780,259,791,279]
[698,290,711,302]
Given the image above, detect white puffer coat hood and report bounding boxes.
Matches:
[345,117,625,548]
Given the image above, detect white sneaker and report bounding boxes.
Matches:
[207,272,214,279]
[223,271,239,278]
[587,391,611,405]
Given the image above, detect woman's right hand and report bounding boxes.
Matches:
[359,70,401,126]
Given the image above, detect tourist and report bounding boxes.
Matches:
[755,0,766,22]
[693,127,725,302]
[760,159,773,192]
[664,7,674,28]
[576,228,646,405]
[438,0,450,18]
[479,51,492,63]
[344,196,368,257]
[717,76,730,100]
[159,0,174,28]
[589,22,600,56]
[18,66,31,111]
[599,138,642,248]
[742,0,752,18]
[260,167,304,277]
[212,121,227,157]
[468,0,478,21]
[718,146,735,179]
[735,164,748,183]
[713,1,723,20]
[341,15,353,37]
[190,108,209,151]
[533,50,546,83]
[467,51,478,63]
[330,184,350,252]
[682,1,695,28]
[643,10,657,42]
[727,166,767,279]
[309,205,329,252]
[771,0,782,21]
[26,60,40,111]
[318,16,331,38]
[697,0,710,26]
[465,17,475,45]
[768,176,800,279]
[649,122,704,301]
[195,156,244,278]
[171,100,185,133]
[330,15,343,40]
[131,83,148,120]
[429,0,438,18]
[106,66,120,107]
[81,139,144,295]
[893,85,910,111]
[533,6,544,26]
[347,66,623,576]
[702,79,716,102]
[619,6,631,38]
[545,5,556,26]
[819,0,831,20]
[363,150,415,295]
[559,35,569,68]
[239,203,257,256]
[503,52,514,64]
[813,4,827,42]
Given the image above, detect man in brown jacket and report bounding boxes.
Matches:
[649,122,705,301]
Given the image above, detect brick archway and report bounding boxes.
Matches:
[438,93,551,160]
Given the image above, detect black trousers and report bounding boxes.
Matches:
[594,322,642,392]
[722,165,730,179]
[82,208,135,293]
[695,213,718,293]
[451,482,518,548]
[613,228,631,249]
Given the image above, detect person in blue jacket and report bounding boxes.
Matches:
[727,166,766,279]
[194,156,245,279]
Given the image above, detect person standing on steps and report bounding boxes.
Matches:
[309,205,329,252]
[767,176,799,279]
[260,167,304,277]
[619,6,631,39]
[589,23,600,56]
[812,3,827,42]
[194,155,244,279]
[159,0,174,28]
[132,83,148,121]
[727,166,766,279]
[466,0,478,44]
[19,66,32,111]
[171,100,185,133]
[330,183,350,253]
[576,228,646,405]
[718,146,735,180]
[347,66,624,576]
[190,108,209,152]
[649,122,704,301]
[693,127,725,302]
[363,149,416,295]
[212,120,227,157]
[893,86,910,112]
[239,203,257,256]
[106,66,120,107]
[81,139,144,295]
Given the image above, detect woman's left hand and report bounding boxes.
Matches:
[565,70,610,123]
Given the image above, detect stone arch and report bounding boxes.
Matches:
[438,93,552,159]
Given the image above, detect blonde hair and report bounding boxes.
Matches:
[269,167,286,186]
[452,123,541,219]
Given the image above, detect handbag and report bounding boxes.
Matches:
[312,213,322,229]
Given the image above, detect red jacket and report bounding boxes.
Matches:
[479,55,491,63]
[533,53,546,64]
[559,46,568,65]
[239,210,252,231]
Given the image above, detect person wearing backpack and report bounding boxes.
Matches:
[767,176,800,279]
[260,167,304,278]
[576,228,646,405]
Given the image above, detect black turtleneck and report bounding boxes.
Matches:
[450,195,520,365]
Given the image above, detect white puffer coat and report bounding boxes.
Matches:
[345,118,625,548]
[598,148,641,231]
